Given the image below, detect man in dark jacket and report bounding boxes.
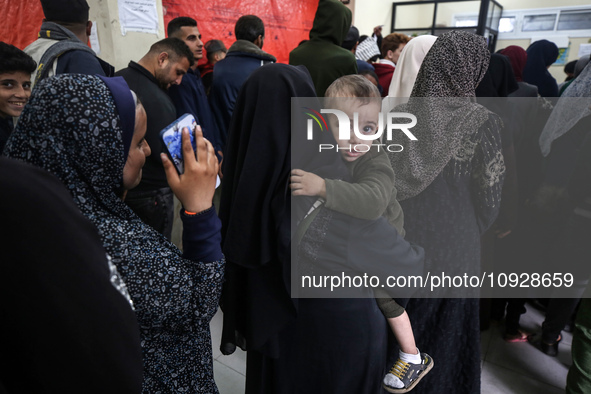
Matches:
[209,15,276,152]
[289,0,357,97]
[115,38,193,239]
[167,17,223,161]
[25,0,113,88]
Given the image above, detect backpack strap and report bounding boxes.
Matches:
[35,40,97,85]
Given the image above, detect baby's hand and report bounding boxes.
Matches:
[290,169,326,198]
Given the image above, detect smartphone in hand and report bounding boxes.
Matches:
[159,114,197,175]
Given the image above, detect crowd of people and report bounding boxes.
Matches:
[1,0,590,393]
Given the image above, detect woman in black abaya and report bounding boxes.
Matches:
[219,64,424,393]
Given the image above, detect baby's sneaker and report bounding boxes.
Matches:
[383,351,434,393]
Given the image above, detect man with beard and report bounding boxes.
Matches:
[116,38,193,240]
[167,17,223,161]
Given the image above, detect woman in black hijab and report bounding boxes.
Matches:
[219,63,424,393]
[523,39,559,98]
[4,74,224,393]
[475,53,522,333]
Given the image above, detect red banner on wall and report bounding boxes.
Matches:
[1,0,318,65]
[0,0,45,50]
[162,0,318,64]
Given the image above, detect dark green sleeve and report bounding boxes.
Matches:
[324,149,396,222]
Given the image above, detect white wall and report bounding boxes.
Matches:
[89,0,165,72]
[353,0,394,37]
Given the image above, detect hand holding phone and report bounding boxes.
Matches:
[161,125,219,213]
[160,114,198,175]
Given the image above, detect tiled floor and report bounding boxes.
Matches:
[210,302,573,393]
[480,303,572,394]
[210,310,247,393]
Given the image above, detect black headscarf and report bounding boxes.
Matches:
[476,53,519,98]
[523,39,559,97]
[219,63,349,356]
[220,64,345,271]
[476,53,519,147]
[4,74,224,391]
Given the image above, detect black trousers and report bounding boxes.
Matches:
[543,213,591,342]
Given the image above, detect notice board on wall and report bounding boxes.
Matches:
[162,0,319,64]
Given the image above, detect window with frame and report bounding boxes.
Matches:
[453,6,591,39]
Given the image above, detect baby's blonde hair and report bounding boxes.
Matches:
[325,75,381,108]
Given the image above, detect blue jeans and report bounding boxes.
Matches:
[125,187,174,240]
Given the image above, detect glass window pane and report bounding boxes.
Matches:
[394,4,435,29]
[435,1,481,28]
[522,14,556,31]
[499,17,515,33]
[557,11,591,30]
[491,4,502,30]
[455,17,478,28]
[487,2,495,27]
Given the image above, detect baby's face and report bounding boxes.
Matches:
[329,98,381,162]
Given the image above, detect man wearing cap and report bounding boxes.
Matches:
[341,26,375,74]
[209,15,276,152]
[199,40,226,96]
[25,0,113,87]
[167,17,223,162]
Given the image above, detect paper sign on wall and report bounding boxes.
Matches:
[89,21,101,55]
[118,0,159,35]
[578,44,591,58]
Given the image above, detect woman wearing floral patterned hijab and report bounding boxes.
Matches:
[4,74,224,393]
[389,30,505,394]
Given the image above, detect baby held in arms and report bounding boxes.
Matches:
[290,75,433,393]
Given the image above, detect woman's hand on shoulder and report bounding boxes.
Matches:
[162,126,218,213]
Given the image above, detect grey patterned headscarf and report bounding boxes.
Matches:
[574,54,591,78]
[390,30,492,200]
[539,61,591,157]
